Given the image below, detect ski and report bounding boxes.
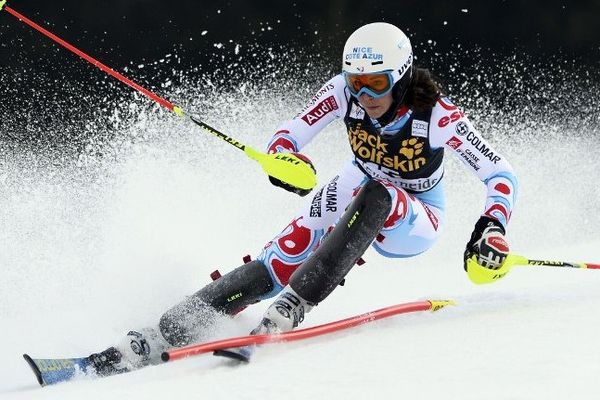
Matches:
[24,299,455,386]
[23,354,94,386]
[24,346,129,386]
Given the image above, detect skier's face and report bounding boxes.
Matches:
[358,92,394,118]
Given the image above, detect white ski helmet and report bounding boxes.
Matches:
[342,22,413,99]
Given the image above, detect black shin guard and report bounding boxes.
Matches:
[159,260,274,346]
[289,180,392,304]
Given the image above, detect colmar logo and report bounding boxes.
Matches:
[302,96,339,126]
[445,136,463,150]
[325,176,339,212]
[466,132,502,164]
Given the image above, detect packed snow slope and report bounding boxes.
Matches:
[1,51,599,400]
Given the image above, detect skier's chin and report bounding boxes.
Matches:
[364,105,386,118]
[358,93,393,119]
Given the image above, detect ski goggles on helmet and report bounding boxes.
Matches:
[343,70,400,98]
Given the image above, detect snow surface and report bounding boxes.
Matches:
[1,63,600,399]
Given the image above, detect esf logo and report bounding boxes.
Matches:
[437,110,465,128]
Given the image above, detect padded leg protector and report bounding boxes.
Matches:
[159,260,274,346]
[289,180,392,304]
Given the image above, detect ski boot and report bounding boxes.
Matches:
[87,328,169,376]
[214,285,315,362]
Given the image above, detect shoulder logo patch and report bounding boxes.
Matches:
[455,121,469,136]
[411,120,429,138]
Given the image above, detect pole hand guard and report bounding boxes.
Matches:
[244,147,317,192]
[466,254,528,284]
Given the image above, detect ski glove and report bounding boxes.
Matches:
[268,153,316,197]
[464,216,510,270]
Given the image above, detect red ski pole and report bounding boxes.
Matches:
[1,3,318,191]
[1,3,184,115]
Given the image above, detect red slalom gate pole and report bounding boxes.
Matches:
[162,299,456,362]
[2,4,184,116]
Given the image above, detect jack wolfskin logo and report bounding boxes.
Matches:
[399,138,427,172]
[398,138,426,171]
[348,127,428,173]
[399,138,423,159]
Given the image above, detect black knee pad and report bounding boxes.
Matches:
[289,179,392,304]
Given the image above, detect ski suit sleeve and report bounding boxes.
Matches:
[429,97,518,228]
[266,74,348,154]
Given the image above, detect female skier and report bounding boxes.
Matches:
[90,21,517,372]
